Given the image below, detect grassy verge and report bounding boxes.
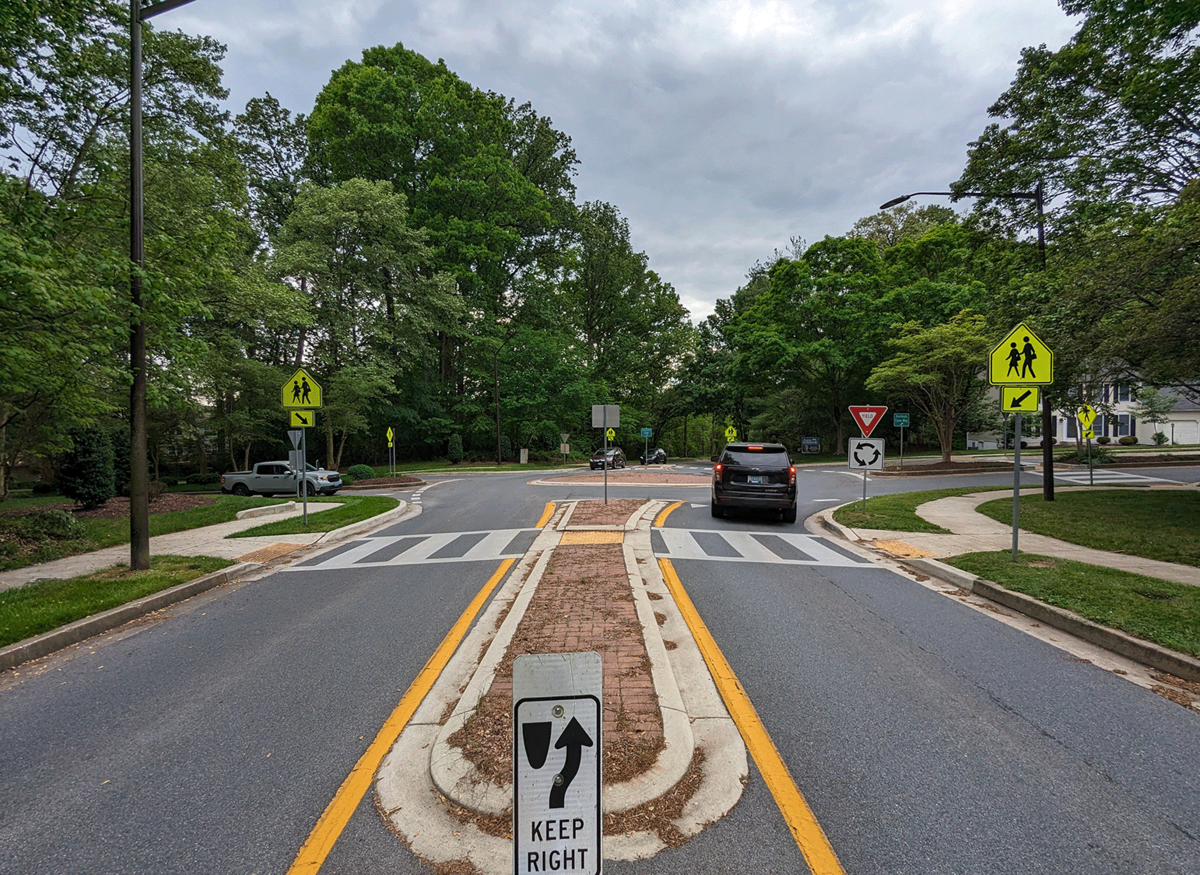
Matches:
[0,496,290,571]
[974,490,1200,567]
[0,555,232,648]
[832,486,1009,533]
[945,551,1200,659]
[230,495,399,537]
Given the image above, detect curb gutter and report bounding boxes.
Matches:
[817,508,1200,685]
[904,557,1200,685]
[0,562,260,672]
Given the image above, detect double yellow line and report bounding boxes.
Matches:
[655,501,844,875]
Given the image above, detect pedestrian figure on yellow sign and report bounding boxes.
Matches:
[1006,343,1021,377]
[292,380,302,403]
[301,377,312,405]
[1020,336,1037,379]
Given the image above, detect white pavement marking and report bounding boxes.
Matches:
[655,529,876,567]
[285,529,537,571]
[1049,469,1174,485]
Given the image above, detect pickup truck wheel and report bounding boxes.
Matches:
[305,482,316,496]
[232,483,250,497]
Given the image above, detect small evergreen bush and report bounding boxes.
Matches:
[347,464,375,481]
[1118,435,1138,445]
[57,427,115,510]
[1097,435,1111,445]
[448,434,464,464]
[499,435,512,463]
[18,509,83,540]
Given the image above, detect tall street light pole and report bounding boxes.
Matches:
[129,0,202,569]
[879,182,1055,501]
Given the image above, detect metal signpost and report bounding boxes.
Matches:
[282,368,323,526]
[1078,405,1097,486]
[641,427,652,464]
[561,433,570,466]
[989,324,1054,561]
[848,438,885,509]
[893,412,909,468]
[592,405,619,504]
[387,426,395,477]
[513,652,602,875]
[287,428,306,523]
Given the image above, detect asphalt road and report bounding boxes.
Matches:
[1,462,1197,874]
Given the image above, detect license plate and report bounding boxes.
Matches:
[748,475,764,484]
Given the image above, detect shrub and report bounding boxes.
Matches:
[57,427,115,510]
[17,509,83,540]
[1118,435,1138,446]
[187,472,222,485]
[31,482,57,495]
[499,435,512,463]
[1097,435,1111,445]
[347,464,375,481]
[447,434,464,464]
[1153,432,1168,446]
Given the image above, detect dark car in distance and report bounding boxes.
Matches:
[640,447,667,465]
[590,447,627,469]
[711,442,797,522]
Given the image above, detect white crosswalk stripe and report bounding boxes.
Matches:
[286,529,536,571]
[1050,469,1173,485]
[654,528,877,567]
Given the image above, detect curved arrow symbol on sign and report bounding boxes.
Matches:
[853,442,881,467]
[549,717,594,809]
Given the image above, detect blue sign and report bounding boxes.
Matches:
[801,436,820,454]
[640,427,653,438]
[893,413,910,428]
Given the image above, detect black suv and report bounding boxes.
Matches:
[711,442,797,522]
[641,447,667,465]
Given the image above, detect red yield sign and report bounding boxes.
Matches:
[849,405,888,438]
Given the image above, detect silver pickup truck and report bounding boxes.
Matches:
[220,461,342,497]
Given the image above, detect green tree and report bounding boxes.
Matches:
[57,426,115,510]
[865,312,996,462]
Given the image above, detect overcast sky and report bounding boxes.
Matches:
[170,0,1079,322]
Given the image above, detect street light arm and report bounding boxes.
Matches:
[880,189,1040,211]
[139,0,201,20]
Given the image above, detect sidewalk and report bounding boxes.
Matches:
[827,485,1200,588]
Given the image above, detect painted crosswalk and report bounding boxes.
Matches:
[1050,469,1175,485]
[652,528,877,567]
[286,529,539,571]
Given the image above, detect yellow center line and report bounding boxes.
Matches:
[655,500,684,527]
[287,557,517,873]
[659,557,846,875]
[535,501,556,529]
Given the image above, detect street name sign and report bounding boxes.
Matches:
[640,428,653,438]
[514,652,602,875]
[893,412,910,428]
[989,323,1053,386]
[848,438,885,471]
[282,368,323,408]
[1001,387,1040,413]
[849,405,887,438]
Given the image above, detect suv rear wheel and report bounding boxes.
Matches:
[711,499,724,518]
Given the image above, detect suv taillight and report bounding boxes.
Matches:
[714,462,723,477]
[789,465,796,485]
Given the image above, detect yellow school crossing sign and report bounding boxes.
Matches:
[725,426,737,442]
[282,368,322,409]
[989,323,1053,386]
[1078,404,1097,440]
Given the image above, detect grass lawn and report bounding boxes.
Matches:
[945,551,1200,659]
[974,489,1200,567]
[0,495,289,571]
[832,486,1010,533]
[0,555,232,648]
[230,495,399,537]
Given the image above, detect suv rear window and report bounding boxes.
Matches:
[722,448,790,467]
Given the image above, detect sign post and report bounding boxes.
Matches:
[592,406,619,505]
[640,427,652,464]
[513,652,602,875]
[387,426,395,477]
[893,412,909,469]
[988,324,1054,561]
[1077,405,1097,486]
[282,369,323,525]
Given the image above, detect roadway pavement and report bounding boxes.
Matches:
[3,474,1199,872]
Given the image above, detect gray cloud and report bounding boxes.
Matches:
[172,0,1078,321]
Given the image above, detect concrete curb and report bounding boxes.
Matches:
[426,499,696,817]
[311,499,410,546]
[236,501,297,519]
[904,557,1200,684]
[815,505,1200,684]
[0,562,261,672]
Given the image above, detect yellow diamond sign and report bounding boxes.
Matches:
[1077,405,1097,428]
[989,323,1053,386]
[282,368,322,409]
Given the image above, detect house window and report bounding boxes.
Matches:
[1067,417,1078,439]
[1115,414,1133,436]
[1117,384,1131,402]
